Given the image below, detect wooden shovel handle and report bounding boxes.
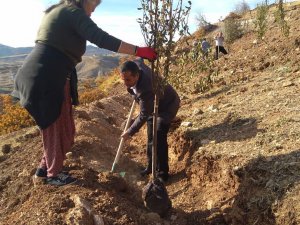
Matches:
[111,100,136,172]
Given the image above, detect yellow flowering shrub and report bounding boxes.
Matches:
[79,88,105,104]
[0,95,35,135]
[96,69,121,94]
[0,69,122,135]
[79,69,121,104]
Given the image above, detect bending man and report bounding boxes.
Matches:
[120,59,180,182]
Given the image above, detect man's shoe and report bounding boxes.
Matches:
[140,167,152,177]
[46,172,77,186]
[157,172,169,182]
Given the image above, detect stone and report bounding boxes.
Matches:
[206,200,213,210]
[282,81,294,87]
[68,195,105,225]
[76,110,91,120]
[65,207,94,225]
[18,169,30,177]
[207,105,218,112]
[197,147,205,153]
[201,139,210,145]
[181,122,192,127]
[66,152,73,159]
[1,144,11,154]
[221,103,232,108]
[276,77,285,82]
[193,109,204,116]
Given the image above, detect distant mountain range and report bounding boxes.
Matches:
[0,43,115,58]
[0,44,32,58]
[0,44,121,94]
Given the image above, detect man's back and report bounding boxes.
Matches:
[201,40,210,52]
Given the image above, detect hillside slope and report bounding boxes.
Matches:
[1,2,300,225]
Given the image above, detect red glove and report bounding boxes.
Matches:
[135,46,157,60]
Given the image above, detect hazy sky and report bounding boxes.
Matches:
[0,0,295,47]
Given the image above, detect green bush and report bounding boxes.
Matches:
[224,17,244,44]
[254,2,269,40]
[170,45,218,94]
[234,0,250,15]
[274,0,290,37]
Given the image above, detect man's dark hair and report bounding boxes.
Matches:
[121,61,140,76]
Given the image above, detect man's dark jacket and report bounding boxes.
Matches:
[127,59,180,136]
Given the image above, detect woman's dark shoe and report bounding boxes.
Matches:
[34,167,69,178]
[35,167,47,178]
[46,172,77,186]
[33,167,47,186]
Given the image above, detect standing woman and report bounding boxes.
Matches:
[214,31,228,59]
[12,0,156,186]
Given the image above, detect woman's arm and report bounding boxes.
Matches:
[117,41,136,55]
[118,41,157,60]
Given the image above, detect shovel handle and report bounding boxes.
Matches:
[111,100,136,172]
[152,94,159,180]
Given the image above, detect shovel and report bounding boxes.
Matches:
[111,100,136,174]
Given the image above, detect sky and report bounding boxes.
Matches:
[0,0,296,47]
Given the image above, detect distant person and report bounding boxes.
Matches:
[214,31,228,59]
[119,59,180,182]
[11,0,156,186]
[201,38,210,59]
[193,40,199,48]
[192,40,200,59]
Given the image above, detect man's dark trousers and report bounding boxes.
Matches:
[146,117,170,176]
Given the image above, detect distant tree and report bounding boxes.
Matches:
[274,0,290,37]
[234,0,250,15]
[224,17,243,44]
[137,0,191,86]
[195,12,210,28]
[254,1,269,40]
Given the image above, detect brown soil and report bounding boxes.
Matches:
[1,2,300,225]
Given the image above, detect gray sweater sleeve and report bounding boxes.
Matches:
[72,8,121,52]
